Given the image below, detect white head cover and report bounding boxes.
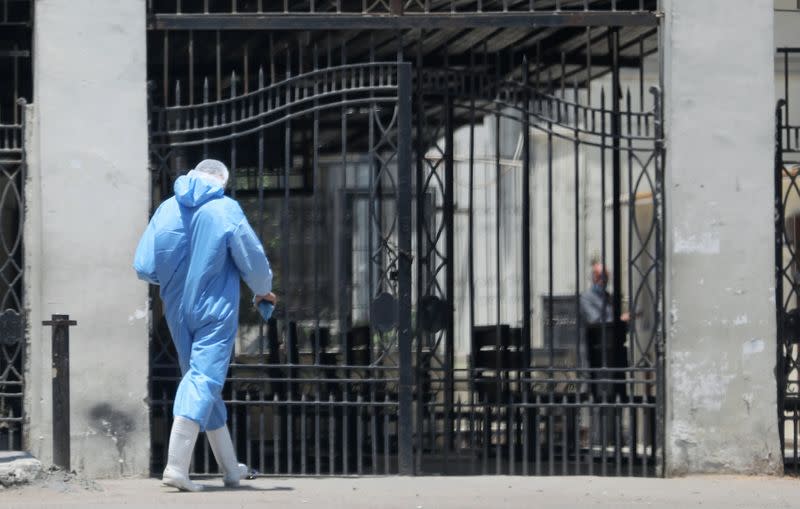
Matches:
[189,159,229,187]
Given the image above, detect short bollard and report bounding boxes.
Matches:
[43,314,77,471]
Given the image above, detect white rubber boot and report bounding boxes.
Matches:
[207,425,248,487]
[162,416,203,492]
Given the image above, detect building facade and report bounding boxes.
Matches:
[0,0,787,478]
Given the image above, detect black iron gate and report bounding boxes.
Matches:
[0,0,30,452]
[146,0,664,477]
[776,47,800,474]
[149,60,415,474]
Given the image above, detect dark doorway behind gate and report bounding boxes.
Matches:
[146,0,665,477]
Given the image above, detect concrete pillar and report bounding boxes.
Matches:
[26,0,150,477]
[663,0,782,474]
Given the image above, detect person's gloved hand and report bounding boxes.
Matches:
[253,292,277,306]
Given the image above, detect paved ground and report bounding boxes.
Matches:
[3,474,800,509]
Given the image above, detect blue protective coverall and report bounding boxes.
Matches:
[134,174,272,431]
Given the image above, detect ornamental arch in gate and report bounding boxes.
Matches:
[146,0,665,477]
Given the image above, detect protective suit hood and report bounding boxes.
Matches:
[174,173,225,208]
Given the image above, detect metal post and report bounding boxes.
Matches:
[651,85,666,477]
[444,94,455,464]
[610,29,624,352]
[776,99,787,460]
[43,314,77,471]
[521,62,532,372]
[396,62,414,475]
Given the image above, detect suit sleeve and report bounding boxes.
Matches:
[229,218,273,297]
[133,213,160,285]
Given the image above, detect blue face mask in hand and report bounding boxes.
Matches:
[257,300,274,321]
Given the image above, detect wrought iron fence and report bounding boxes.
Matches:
[0,0,29,453]
[776,47,800,474]
[146,5,663,477]
[0,101,26,452]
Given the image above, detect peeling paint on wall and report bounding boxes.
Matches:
[671,352,735,412]
[127,308,146,324]
[673,229,720,254]
[742,338,765,357]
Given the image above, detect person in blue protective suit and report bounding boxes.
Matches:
[134,159,275,492]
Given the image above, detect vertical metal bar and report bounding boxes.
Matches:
[343,390,349,474]
[547,408,554,476]
[546,108,555,366]
[444,94,455,474]
[600,90,609,367]
[273,394,280,474]
[245,393,251,472]
[482,395,489,475]
[785,51,790,129]
[162,31,169,106]
[230,72,238,199]
[312,45,321,365]
[283,47,292,341]
[615,396,622,476]
[573,79,582,387]
[339,41,349,381]
[287,389,293,474]
[384,395,390,474]
[357,395,364,475]
[454,397,463,465]
[601,393,607,476]
[469,385,477,475]
[244,44,250,96]
[494,55,503,476]
[534,395,541,475]
[522,60,532,375]
[628,404,635,476]
[47,315,76,471]
[626,88,634,376]
[329,393,335,475]
[397,62,415,476]
[188,31,194,106]
[203,78,209,159]
[652,84,666,478]
[315,386,321,475]
[259,390,265,474]
[216,31,222,102]
[610,29,624,353]
[256,68,266,349]
[777,100,787,468]
[522,384,529,476]
[588,394,594,475]
[12,45,18,124]
[414,34,426,477]
[574,404,580,475]
[300,393,308,475]
[371,387,378,474]
[783,409,800,475]
[562,395,568,476]
[469,49,477,375]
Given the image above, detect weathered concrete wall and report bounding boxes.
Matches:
[663,0,782,475]
[26,0,150,477]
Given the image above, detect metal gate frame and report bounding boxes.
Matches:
[0,100,27,452]
[776,47,800,473]
[0,0,31,452]
[146,0,665,478]
[148,61,416,474]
